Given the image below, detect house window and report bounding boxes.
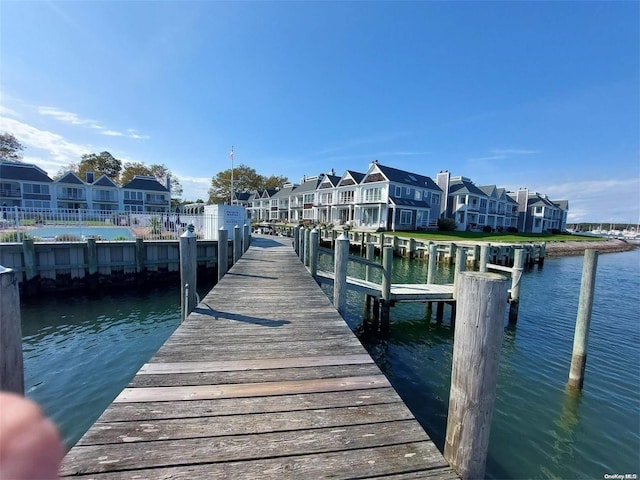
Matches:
[400,210,412,224]
[535,206,543,214]
[23,184,50,194]
[416,211,429,227]
[363,187,381,202]
[362,207,379,225]
[405,187,411,196]
[339,190,354,203]
[271,199,278,207]
[414,190,421,201]
[479,215,486,225]
[458,196,466,205]
[395,186,401,197]
[124,191,143,201]
[431,193,440,205]
[480,199,487,209]
[23,200,50,209]
[303,209,314,220]
[303,193,314,203]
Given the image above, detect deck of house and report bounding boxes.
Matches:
[60,235,457,479]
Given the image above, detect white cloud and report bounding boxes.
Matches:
[0,105,19,117]
[0,116,91,170]
[38,106,102,129]
[126,129,150,140]
[176,174,211,201]
[102,130,125,137]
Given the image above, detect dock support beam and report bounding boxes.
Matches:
[243,223,251,253]
[180,226,197,322]
[86,238,98,290]
[309,228,319,279]
[364,243,375,320]
[427,243,437,284]
[333,233,349,315]
[380,246,393,332]
[568,249,598,391]
[293,226,300,255]
[445,272,509,480]
[508,248,525,323]
[304,228,311,267]
[217,228,228,282]
[233,225,242,264]
[21,238,38,296]
[0,267,23,394]
[135,238,146,285]
[479,244,490,273]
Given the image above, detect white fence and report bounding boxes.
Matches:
[0,207,212,243]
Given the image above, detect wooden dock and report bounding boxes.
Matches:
[60,235,457,479]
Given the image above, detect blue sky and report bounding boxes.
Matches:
[1,1,638,223]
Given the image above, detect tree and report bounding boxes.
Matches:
[208,164,288,203]
[0,132,25,162]
[78,152,122,180]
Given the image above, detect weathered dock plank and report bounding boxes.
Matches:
[60,236,456,479]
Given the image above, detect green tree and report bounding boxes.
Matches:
[0,132,25,161]
[208,164,288,203]
[78,151,122,180]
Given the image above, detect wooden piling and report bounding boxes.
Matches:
[479,244,490,273]
[453,248,467,299]
[233,225,242,264]
[309,228,319,279]
[293,226,300,255]
[299,227,306,261]
[243,224,251,252]
[0,266,23,394]
[179,226,197,321]
[304,228,311,267]
[135,238,146,284]
[568,249,599,391]
[448,243,457,266]
[86,238,98,290]
[539,242,546,267]
[217,228,228,282]
[333,232,349,315]
[508,248,525,323]
[364,243,375,318]
[380,246,393,332]
[21,238,38,295]
[444,272,509,480]
[427,243,438,284]
[409,238,416,259]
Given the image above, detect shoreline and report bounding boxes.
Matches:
[545,238,637,256]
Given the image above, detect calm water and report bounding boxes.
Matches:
[21,250,639,478]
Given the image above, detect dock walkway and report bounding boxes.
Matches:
[61,236,456,479]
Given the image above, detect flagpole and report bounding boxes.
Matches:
[230,145,234,205]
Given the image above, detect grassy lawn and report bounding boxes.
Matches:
[381,231,604,243]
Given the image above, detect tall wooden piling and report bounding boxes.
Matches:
[427,243,438,284]
[333,233,349,315]
[309,228,319,279]
[21,238,37,295]
[179,226,197,322]
[86,238,98,290]
[293,226,300,255]
[135,238,146,284]
[364,243,375,318]
[233,225,242,264]
[380,246,393,332]
[479,244,490,273]
[299,227,306,261]
[243,224,251,252]
[0,267,23,394]
[304,228,311,267]
[444,272,509,480]
[453,248,467,299]
[508,248,525,323]
[568,249,599,391]
[217,228,228,282]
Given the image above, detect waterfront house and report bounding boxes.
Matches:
[290,176,322,224]
[120,175,170,213]
[509,188,568,232]
[0,161,53,210]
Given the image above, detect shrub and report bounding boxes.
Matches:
[437,218,457,231]
[112,235,130,241]
[0,231,34,243]
[507,226,518,233]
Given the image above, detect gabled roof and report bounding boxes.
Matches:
[56,172,84,185]
[292,177,321,194]
[121,175,168,192]
[93,175,119,188]
[260,189,278,199]
[528,194,557,208]
[389,197,431,208]
[320,174,341,187]
[449,178,486,197]
[233,192,252,201]
[370,163,440,191]
[271,184,296,199]
[555,200,569,210]
[337,170,365,187]
[0,161,53,182]
[478,185,498,198]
